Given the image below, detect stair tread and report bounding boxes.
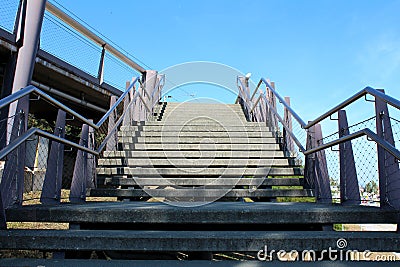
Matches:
[1,229,398,251]
[97,177,304,186]
[6,202,397,224]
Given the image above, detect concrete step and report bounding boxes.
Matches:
[102,150,287,159]
[118,131,274,138]
[120,136,277,144]
[89,188,314,198]
[97,167,303,176]
[97,177,304,186]
[120,125,270,132]
[122,143,281,151]
[6,202,398,225]
[144,121,264,126]
[1,259,398,267]
[1,229,398,252]
[97,158,293,167]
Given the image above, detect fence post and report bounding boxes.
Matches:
[375,89,400,209]
[338,110,360,205]
[40,109,66,204]
[123,81,132,126]
[314,124,332,203]
[283,96,294,154]
[304,122,316,189]
[304,123,332,202]
[106,96,118,151]
[1,110,26,208]
[0,189,5,229]
[86,122,96,189]
[69,124,89,203]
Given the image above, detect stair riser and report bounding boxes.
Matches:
[97,167,302,176]
[102,151,286,158]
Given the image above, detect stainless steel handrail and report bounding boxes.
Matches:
[304,128,400,160]
[260,94,306,152]
[96,77,140,127]
[255,78,400,130]
[305,87,400,129]
[0,77,141,130]
[46,2,146,74]
[260,78,307,128]
[0,128,99,161]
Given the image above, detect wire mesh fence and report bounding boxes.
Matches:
[40,11,103,77]
[103,51,137,90]
[0,0,19,33]
[317,116,380,205]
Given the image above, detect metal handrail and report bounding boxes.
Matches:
[260,94,306,152]
[304,128,400,161]
[0,128,99,161]
[46,2,145,74]
[304,87,400,129]
[96,77,140,127]
[260,78,307,128]
[255,79,400,130]
[0,77,141,130]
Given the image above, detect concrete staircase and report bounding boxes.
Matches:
[93,102,311,201]
[2,102,400,265]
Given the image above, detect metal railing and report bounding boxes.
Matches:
[237,76,400,209]
[0,75,164,212]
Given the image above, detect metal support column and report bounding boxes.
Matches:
[375,89,400,209]
[69,124,89,203]
[40,109,66,204]
[338,110,360,205]
[97,45,106,84]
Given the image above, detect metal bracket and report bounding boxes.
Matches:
[329,114,338,121]
[66,115,75,121]
[365,94,375,103]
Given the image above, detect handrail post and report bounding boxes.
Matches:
[97,44,106,84]
[283,97,294,154]
[1,110,26,208]
[314,124,332,203]
[144,70,158,119]
[304,123,316,190]
[40,109,66,204]
[375,89,400,209]
[70,124,89,203]
[0,189,6,229]
[123,81,132,127]
[106,96,118,151]
[86,123,96,189]
[304,123,332,202]
[338,110,360,205]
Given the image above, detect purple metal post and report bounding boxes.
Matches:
[123,81,132,127]
[1,110,26,208]
[375,89,400,209]
[40,109,66,204]
[69,124,89,203]
[304,122,316,189]
[86,122,96,189]
[283,96,294,153]
[314,124,332,203]
[1,0,46,209]
[106,96,118,151]
[0,189,6,229]
[338,110,360,205]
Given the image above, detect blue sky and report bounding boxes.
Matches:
[51,0,400,131]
